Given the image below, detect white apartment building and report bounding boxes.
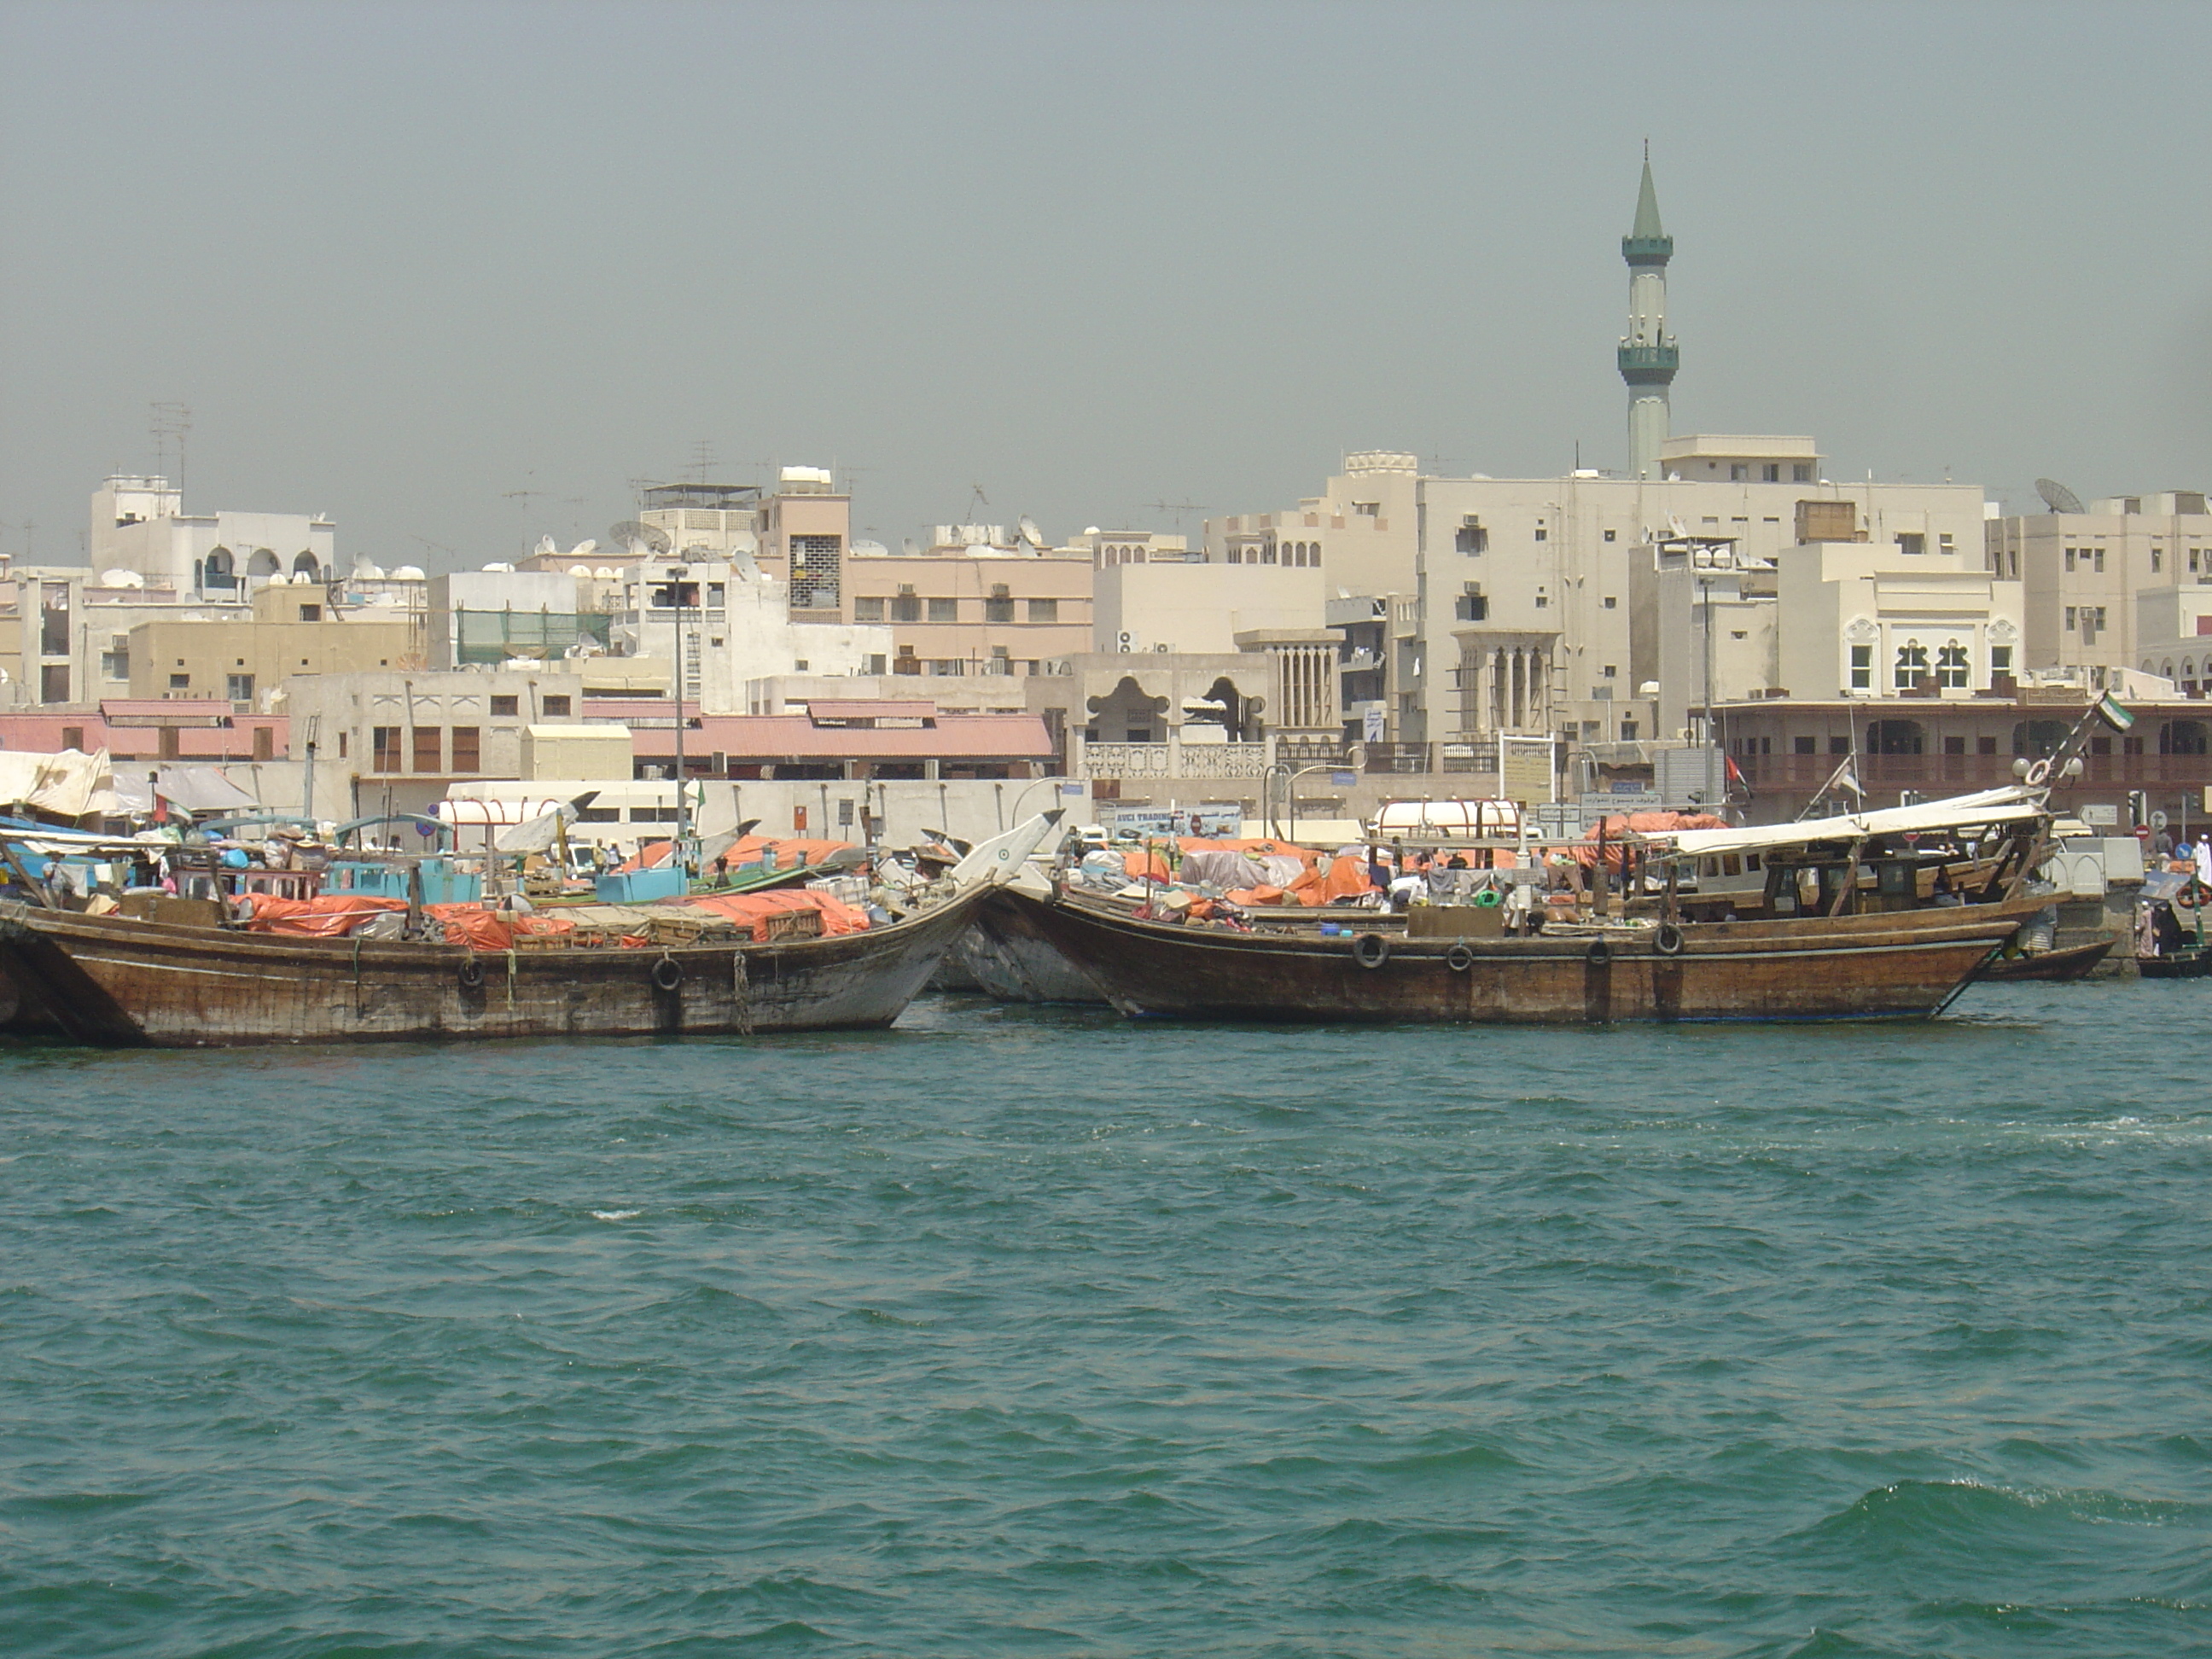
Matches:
[1987,491,2212,679]
[608,558,889,713]
[90,474,336,596]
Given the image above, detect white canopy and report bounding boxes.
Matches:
[1662,788,2042,859]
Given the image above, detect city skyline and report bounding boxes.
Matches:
[2,1,2207,572]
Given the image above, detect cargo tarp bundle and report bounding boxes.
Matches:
[241,894,408,938]
[677,888,871,940]
[423,903,579,952]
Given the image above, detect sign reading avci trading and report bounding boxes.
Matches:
[1106,804,1245,839]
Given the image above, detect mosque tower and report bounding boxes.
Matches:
[1617,148,1678,481]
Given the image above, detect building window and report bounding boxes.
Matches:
[1534,526,1548,542]
[1763,463,1781,482]
[168,672,189,690]
[1794,464,1814,482]
[1027,598,1059,623]
[2064,607,2076,631]
[1936,643,1969,689]
[338,732,348,759]
[1894,642,1928,690]
[412,727,442,773]
[1604,596,1617,608]
[1455,591,1487,621]
[1456,519,1487,554]
[1602,664,1617,678]
[2153,548,2164,573]
[1899,533,1926,556]
[892,590,922,623]
[298,603,322,622]
[985,585,1014,623]
[2064,548,2077,572]
[926,597,957,622]
[2094,549,2106,573]
[491,695,519,717]
[542,695,571,717]
[789,534,842,610]
[1603,529,1616,543]
[1620,720,1638,740]
[1730,464,1749,481]
[1991,645,2012,675]
[1534,594,1548,608]
[2093,606,2108,630]
[1794,735,1816,754]
[1939,533,1954,553]
[227,673,254,702]
[853,597,887,622]
[102,641,130,680]
[372,726,402,771]
[451,727,480,771]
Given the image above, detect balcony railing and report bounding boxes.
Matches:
[1077,741,1272,780]
[1737,752,2212,793]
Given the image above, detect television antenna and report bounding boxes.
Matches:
[2035,477,2087,515]
[150,402,191,492]
[685,439,717,483]
[1146,499,1207,529]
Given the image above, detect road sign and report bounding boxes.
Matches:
[2153,810,2170,831]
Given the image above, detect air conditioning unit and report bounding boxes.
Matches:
[1118,632,1134,653]
[1154,642,1170,653]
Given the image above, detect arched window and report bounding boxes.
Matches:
[2159,720,2209,756]
[292,551,319,579]
[1866,719,1924,755]
[2165,661,2176,680]
[203,546,235,590]
[248,547,282,579]
[1935,642,1969,689]
[1893,639,1930,690]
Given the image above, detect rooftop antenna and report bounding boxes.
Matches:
[1016,515,1046,551]
[687,439,716,483]
[150,401,191,495]
[2035,477,2087,515]
[1145,499,1207,530]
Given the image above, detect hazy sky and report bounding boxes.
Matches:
[3,1,2208,572]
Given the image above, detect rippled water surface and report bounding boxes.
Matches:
[3,980,2210,1657]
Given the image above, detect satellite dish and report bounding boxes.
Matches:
[2035,478,2087,515]
[609,520,672,554]
[1017,515,1045,550]
[902,538,920,556]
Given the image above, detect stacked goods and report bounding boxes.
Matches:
[240,894,408,938]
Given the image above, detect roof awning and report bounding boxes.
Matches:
[1661,788,2042,859]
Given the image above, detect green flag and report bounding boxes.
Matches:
[2096,691,2134,733]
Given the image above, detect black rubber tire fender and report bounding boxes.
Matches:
[457,957,485,992]
[652,955,684,992]
[1655,922,1685,956]
[1352,932,1390,969]
[1586,938,1614,968]
[1445,942,1476,972]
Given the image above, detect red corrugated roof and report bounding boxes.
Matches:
[632,713,1053,760]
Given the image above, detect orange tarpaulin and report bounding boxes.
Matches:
[623,836,859,874]
[1178,837,1325,864]
[676,888,872,940]
[1121,848,1173,882]
[242,894,407,938]
[1575,811,1728,870]
[423,903,579,952]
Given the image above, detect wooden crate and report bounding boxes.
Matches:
[762,909,824,942]
[647,913,739,946]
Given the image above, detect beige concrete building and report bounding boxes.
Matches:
[282,667,589,820]
[1987,491,2212,678]
[128,583,416,704]
[843,535,1093,679]
[1092,559,1324,656]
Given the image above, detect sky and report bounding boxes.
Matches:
[2,0,2208,573]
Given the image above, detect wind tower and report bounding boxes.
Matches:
[1617,147,1678,480]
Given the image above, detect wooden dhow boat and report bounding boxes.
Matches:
[1003,789,2055,1026]
[0,814,1057,1048]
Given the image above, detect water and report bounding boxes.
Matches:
[3,981,2209,1657]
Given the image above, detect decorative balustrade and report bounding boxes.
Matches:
[1077,741,1272,780]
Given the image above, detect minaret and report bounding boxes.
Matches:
[1617,147,1678,481]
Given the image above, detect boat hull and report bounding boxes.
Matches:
[952,888,1109,1004]
[0,894,978,1048]
[2136,946,2212,980]
[1974,936,2117,982]
[1004,889,2040,1024]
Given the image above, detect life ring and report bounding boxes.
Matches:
[1655,922,1685,956]
[1353,932,1390,969]
[1445,942,1476,972]
[652,955,684,992]
[2025,757,2052,786]
[457,958,485,991]
[1586,938,1614,968]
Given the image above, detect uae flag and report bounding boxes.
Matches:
[2096,691,2134,733]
